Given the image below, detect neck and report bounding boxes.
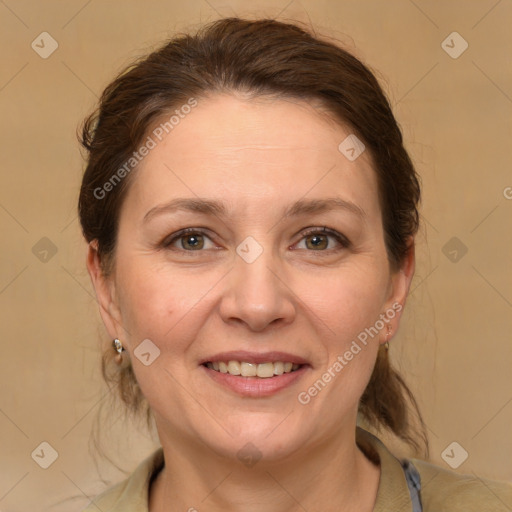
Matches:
[149,425,380,512]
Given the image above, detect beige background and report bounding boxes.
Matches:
[1,0,511,510]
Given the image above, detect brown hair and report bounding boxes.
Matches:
[79,17,428,455]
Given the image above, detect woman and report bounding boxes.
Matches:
[79,17,511,512]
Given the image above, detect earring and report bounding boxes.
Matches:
[113,338,124,364]
[384,325,392,351]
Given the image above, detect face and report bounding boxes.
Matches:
[88,93,413,462]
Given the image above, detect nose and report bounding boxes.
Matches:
[218,245,296,332]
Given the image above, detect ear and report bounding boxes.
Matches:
[381,237,416,342]
[86,240,122,340]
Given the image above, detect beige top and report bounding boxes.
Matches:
[82,427,512,511]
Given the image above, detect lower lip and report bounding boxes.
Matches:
[201,364,309,397]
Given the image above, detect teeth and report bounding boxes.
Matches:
[256,362,274,378]
[240,362,257,377]
[205,360,302,378]
[274,361,284,375]
[227,361,241,375]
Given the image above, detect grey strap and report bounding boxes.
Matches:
[401,459,423,512]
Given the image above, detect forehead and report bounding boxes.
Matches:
[124,94,380,219]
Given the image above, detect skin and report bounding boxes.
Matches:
[87,93,415,512]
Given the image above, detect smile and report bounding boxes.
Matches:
[204,361,301,378]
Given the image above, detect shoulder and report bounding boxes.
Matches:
[82,448,164,512]
[411,458,512,511]
[81,479,127,511]
[355,427,512,512]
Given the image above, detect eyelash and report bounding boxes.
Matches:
[162,227,350,254]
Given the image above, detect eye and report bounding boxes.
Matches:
[162,226,350,254]
[164,228,216,251]
[294,227,349,252]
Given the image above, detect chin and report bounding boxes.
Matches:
[199,413,310,464]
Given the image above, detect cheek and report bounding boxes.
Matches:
[293,270,385,421]
[291,258,388,404]
[113,260,216,409]
[293,260,389,341]
[114,259,216,353]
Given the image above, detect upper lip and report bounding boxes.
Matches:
[200,351,310,366]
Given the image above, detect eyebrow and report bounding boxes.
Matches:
[143,197,366,224]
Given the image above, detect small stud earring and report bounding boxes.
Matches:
[113,338,124,364]
[384,325,392,351]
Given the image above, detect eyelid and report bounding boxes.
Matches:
[294,227,350,250]
[162,226,350,251]
[162,227,216,249]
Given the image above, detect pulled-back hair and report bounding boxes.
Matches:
[79,17,428,456]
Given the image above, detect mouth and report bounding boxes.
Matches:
[202,360,302,378]
[200,351,310,397]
